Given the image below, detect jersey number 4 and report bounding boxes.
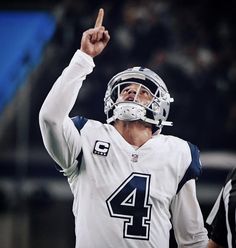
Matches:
[106,172,152,240]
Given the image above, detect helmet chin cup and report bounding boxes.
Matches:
[113,102,146,121]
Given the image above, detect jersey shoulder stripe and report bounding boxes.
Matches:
[71,115,88,132]
[71,115,88,170]
[176,142,202,193]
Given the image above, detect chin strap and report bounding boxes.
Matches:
[140,116,173,127]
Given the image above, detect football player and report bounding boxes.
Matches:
[206,168,236,248]
[39,8,208,248]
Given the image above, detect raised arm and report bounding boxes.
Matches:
[39,9,110,178]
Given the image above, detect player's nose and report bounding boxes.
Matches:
[127,88,137,95]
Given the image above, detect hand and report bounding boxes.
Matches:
[207,239,224,248]
[80,8,110,58]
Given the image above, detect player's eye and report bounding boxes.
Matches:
[121,87,130,94]
[141,89,147,94]
[140,88,150,96]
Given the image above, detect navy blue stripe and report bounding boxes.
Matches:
[71,115,87,171]
[71,115,88,132]
[176,142,202,194]
[76,150,83,171]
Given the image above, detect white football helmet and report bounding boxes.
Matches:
[104,67,174,131]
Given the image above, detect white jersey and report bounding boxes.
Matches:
[39,50,208,248]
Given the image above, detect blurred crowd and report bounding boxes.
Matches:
[32,0,236,151]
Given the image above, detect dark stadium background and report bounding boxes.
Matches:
[0,0,236,247]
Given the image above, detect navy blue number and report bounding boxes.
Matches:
[106,173,152,240]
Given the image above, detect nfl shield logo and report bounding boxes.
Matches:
[131,153,138,162]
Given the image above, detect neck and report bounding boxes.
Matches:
[113,120,152,147]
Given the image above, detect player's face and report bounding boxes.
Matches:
[117,83,153,106]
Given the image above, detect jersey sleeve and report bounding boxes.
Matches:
[171,180,208,247]
[170,142,208,247]
[39,50,95,180]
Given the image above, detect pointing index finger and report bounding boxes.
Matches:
[94,8,104,28]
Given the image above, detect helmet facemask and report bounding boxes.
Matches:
[104,67,174,132]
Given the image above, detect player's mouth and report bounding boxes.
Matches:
[125,95,136,101]
[127,97,134,101]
